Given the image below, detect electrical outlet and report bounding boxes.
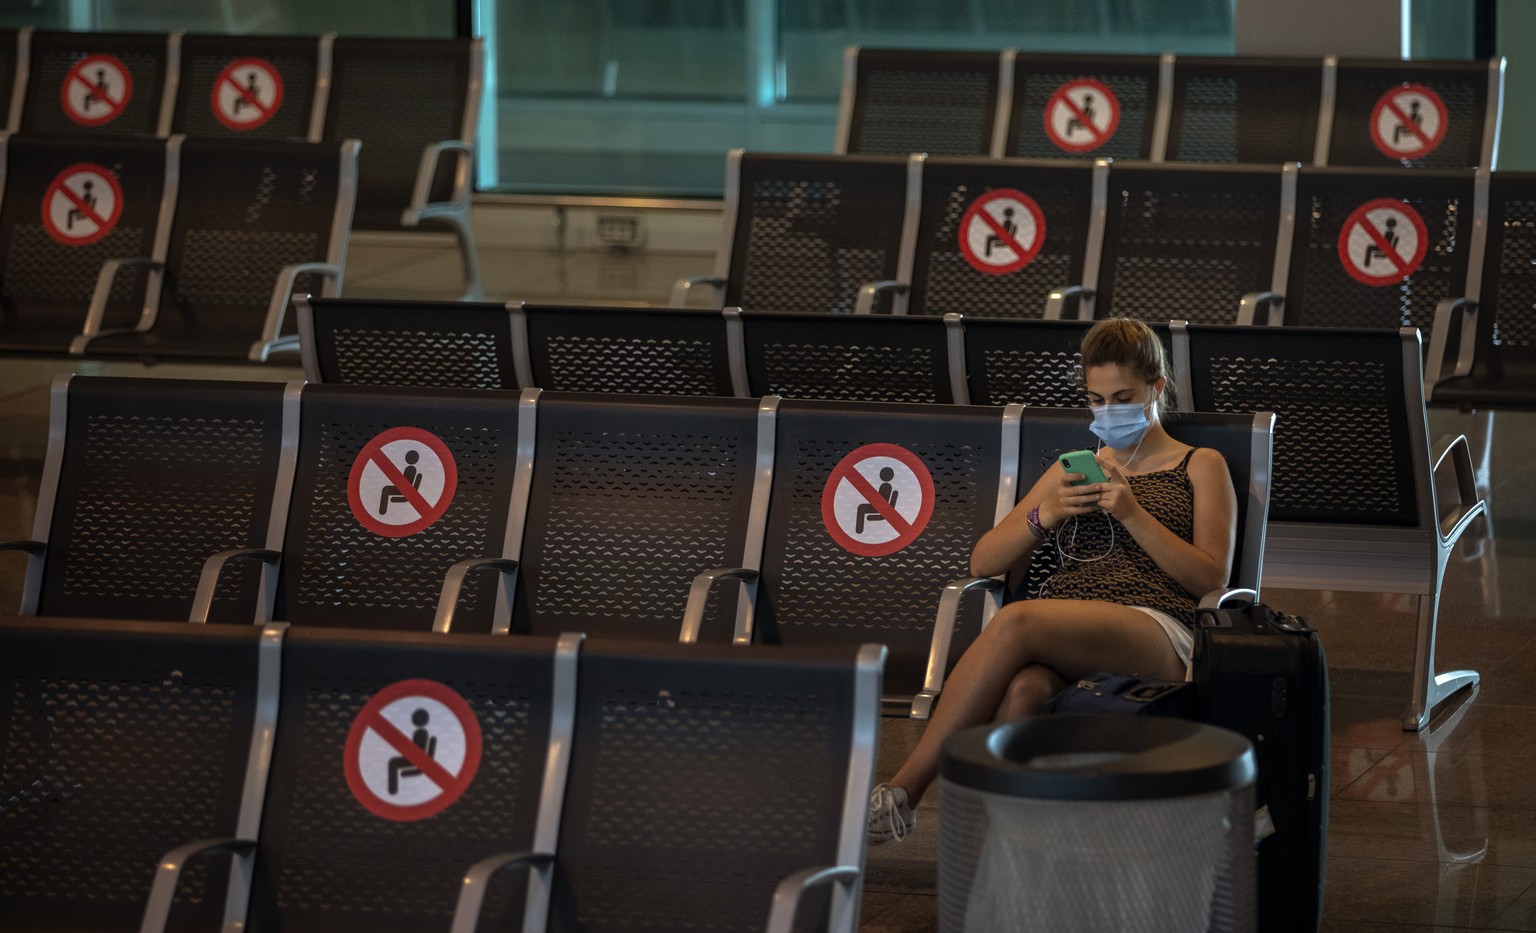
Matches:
[596,214,645,249]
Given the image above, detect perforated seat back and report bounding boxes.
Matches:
[522,305,734,395]
[34,377,287,622]
[738,310,954,402]
[909,157,1096,318]
[21,31,171,136]
[549,640,862,932]
[302,298,517,388]
[1284,167,1473,333]
[249,628,559,931]
[758,400,1005,695]
[516,394,761,641]
[841,48,1002,156]
[173,34,321,140]
[726,152,909,313]
[0,135,170,349]
[962,318,1174,408]
[1006,53,1160,160]
[0,617,264,931]
[1099,163,1283,324]
[278,384,522,633]
[1166,57,1321,163]
[325,37,475,230]
[1184,324,1419,526]
[1013,408,1264,600]
[149,138,352,353]
[1329,60,1493,169]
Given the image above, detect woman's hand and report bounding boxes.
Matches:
[1092,457,1145,524]
[1039,468,1105,529]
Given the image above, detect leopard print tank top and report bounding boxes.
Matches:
[1038,448,1201,627]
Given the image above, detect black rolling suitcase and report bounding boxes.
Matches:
[1193,603,1329,933]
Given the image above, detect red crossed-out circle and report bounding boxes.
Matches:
[42,164,124,247]
[347,426,458,538]
[344,679,483,822]
[821,443,936,557]
[211,57,284,131]
[1337,198,1429,287]
[1043,78,1121,153]
[958,188,1047,276]
[1370,83,1447,161]
[61,54,133,127]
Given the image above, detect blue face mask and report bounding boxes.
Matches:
[1089,402,1151,449]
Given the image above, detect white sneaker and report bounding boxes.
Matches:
[867,783,916,844]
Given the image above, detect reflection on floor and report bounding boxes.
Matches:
[2,239,1535,931]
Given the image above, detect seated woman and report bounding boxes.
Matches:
[869,317,1237,843]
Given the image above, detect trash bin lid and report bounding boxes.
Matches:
[941,714,1255,800]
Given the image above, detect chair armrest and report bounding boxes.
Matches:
[912,576,1005,719]
[190,548,281,624]
[1044,285,1094,321]
[250,262,342,362]
[69,257,167,352]
[1425,297,1479,393]
[0,539,45,555]
[1433,434,1487,546]
[1237,291,1285,326]
[671,275,728,308]
[139,837,257,933]
[681,566,759,645]
[764,864,862,933]
[853,280,908,315]
[1198,587,1257,611]
[433,557,520,633]
[449,850,556,933]
[402,139,474,225]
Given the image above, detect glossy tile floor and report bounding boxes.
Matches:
[2,237,1535,931]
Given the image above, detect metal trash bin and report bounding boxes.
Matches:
[939,714,1256,933]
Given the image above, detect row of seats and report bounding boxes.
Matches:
[0,134,355,361]
[838,45,1503,169]
[0,27,484,295]
[9,374,1269,721]
[0,617,880,932]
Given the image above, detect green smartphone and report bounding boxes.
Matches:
[1057,449,1109,486]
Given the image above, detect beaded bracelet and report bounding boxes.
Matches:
[1026,505,1049,541]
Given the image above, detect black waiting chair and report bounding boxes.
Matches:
[0,616,283,932]
[70,137,358,362]
[452,639,885,933]
[171,33,325,140]
[1089,161,1289,325]
[1175,322,1485,731]
[1244,166,1476,338]
[672,150,911,313]
[18,30,176,137]
[1164,56,1325,164]
[1428,171,1536,409]
[297,296,520,388]
[835,46,1007,156]
[958,316,1176,409]
[684,397,1019,718]
[196,383,529,634]
[514,303,737,395]
[886,155,1101,319]
[0,134,174,354]
[1328,58,1504,170]
[730,308,962,403]
[1,375,290,622]
[500,392,767,643]
[1004,51,1163,161]
[198,628,576,933]
[324,36,485,299]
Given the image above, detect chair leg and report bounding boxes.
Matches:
[1403,561,1479,732]
[422,209,484,301]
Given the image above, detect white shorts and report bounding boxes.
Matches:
[1135,606,1195,681]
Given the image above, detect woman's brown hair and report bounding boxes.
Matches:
[1079,317,1177,410]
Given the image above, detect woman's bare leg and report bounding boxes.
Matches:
[993,664,1067,722]
[887,599,1184,806]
